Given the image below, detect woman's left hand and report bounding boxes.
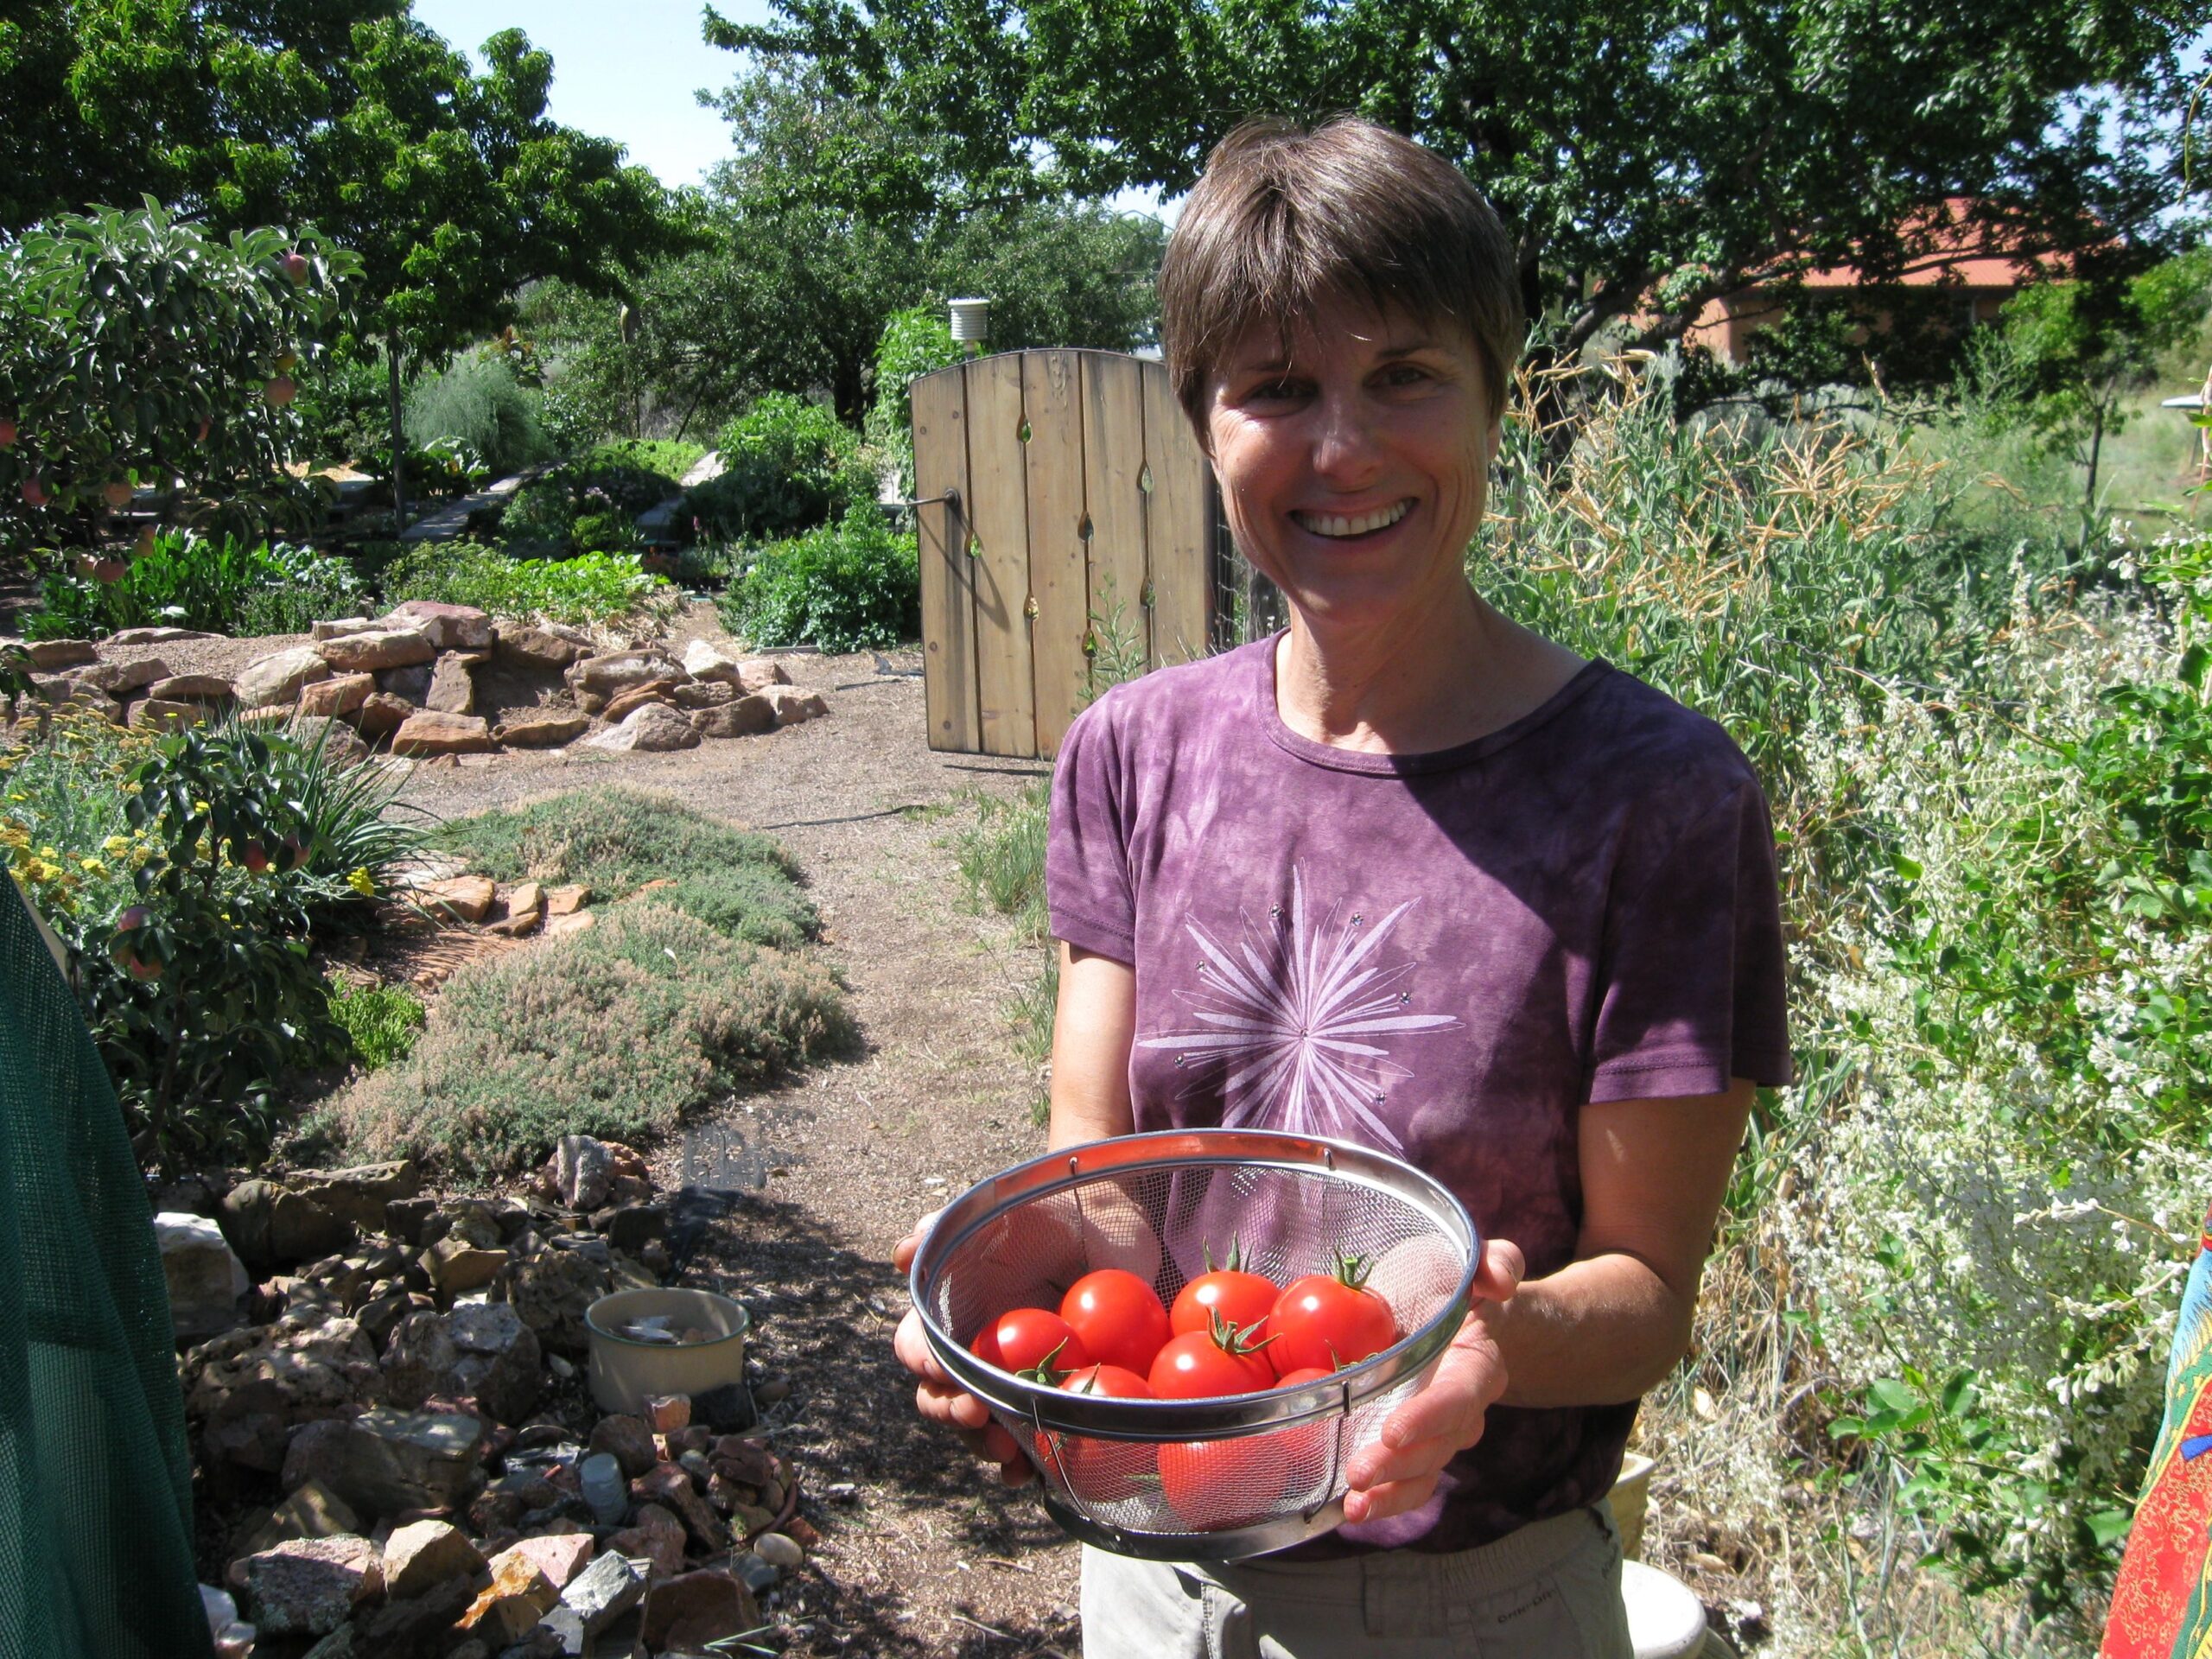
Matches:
[1341,1237,1525,1525]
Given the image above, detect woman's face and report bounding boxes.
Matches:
[1205,301,1498,633]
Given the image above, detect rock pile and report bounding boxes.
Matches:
[10,607,827,759]
[169,1136,812,1658]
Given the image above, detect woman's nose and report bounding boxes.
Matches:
[1308,391,1382,483]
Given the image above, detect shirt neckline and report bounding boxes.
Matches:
[1256,633,1614,776]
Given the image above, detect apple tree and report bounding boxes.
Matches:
[0,200,359,558]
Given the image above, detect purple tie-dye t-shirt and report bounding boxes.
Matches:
[1046,636,1791,1554]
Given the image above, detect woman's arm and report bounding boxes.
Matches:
[1046,944,1137,1150]
[1342,1081,1752,1522]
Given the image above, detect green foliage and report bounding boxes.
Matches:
[588,439,705,481]
[25,531,362,640]
[497,444,690,555]
[715,0,2194,393]
[693,394,875,542]
[1972,251,2212,550]
[718,508,919,652]
[320,901,852,1176]
[22,721,418,1164]
[380,542,666,626]
[290,347,390,467]
[867,303,962,496]
[0,201,357,553]
[404,351,555,477]
[428,788,820,950]
[325,976,425,1072]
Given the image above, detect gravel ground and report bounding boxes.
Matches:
[398,606,1083,1657]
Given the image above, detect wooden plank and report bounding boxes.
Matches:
[1023,349,1090,756]
[1078,352,1153,677]
[1141,362,1214,664]
[910,365,979,753]
[963,353,1038,757]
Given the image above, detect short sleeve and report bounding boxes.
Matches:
[1046,696,1138,963]
[1586,777,1792,1103]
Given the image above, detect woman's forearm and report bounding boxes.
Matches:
[1484,1249,1697,1409]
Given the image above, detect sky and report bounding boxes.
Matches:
[410,0,1173,218]
[412,0,774,190]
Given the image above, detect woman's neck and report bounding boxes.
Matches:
[1274,582,1579,753]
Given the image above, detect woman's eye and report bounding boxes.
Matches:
[1380,364,1431,388]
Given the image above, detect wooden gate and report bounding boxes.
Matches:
[910,349,1220,759]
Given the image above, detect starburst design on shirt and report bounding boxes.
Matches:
[1136,868,1461,1151]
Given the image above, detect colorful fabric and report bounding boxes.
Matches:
[1046,638,1791,1553]
[2102,1209,2212,1659]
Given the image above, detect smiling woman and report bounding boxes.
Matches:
[893,117,1792,1659]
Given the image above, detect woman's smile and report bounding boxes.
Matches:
[1291,497,1416,539]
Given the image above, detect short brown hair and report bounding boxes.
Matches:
[1160,117,1525,435]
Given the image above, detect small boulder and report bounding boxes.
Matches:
[408,874,497,922]
[691,695,776,740]
[298,1408,485,1521]
[491,709,588,748]
[316,628,434,674]
[24,638,96,671]
[446,1300,543,1424]
[760,684,830,728]
[284,715,371,767]
[380,1518,484,1601]
[290,1162,423,1233]
[237,646,332,710]
[454,1550,557,1647]
[155,1211,250,1340]
[582,702,698,753]
[604,1503,685,1580]
[424,653,476,715]
[311,618,385,641]
[566,650,682,697]
[391,710,493,757]
[493,1247,609,1357]
[632,1460,724,1550]
[384,600,494,652]
[586,1414,658,1481]
[232,1535,383,1639]
[484,880,544,938]
[545,885,590,917]
[219,1179,353,1268]
[238,1478,360,1557]
[556,1135,613,1211]
[672,679,735,709]
[640,1569,758,1653]
[556,1551,644,1637]
[147,673,236,702]
[353,692,414,738]
[297,671,374,719]
[71,655,171,695]
[489,1533,593,1593]
[424,1234,508,1294]
[645,1393,691,1433]
[493,625,581,671]
[105,626,220,644]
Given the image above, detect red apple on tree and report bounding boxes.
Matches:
[263,376,296,407]
[279,250,310,285]
[136,525,158,557]
[195,416,213,442]
[0,415,16,448]
[274,350,300,374]
[241,842,271,874]
[21,475,49,508]
[92,558,127,584]
[101,479,133,511]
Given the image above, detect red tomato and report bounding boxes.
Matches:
[971,1307,1092,1376]
[1272,1365,1336,1389]
[1147,1317,1279,1399]
[1033,1363,1154,1500]
[1158,1435,1287,1531]
[1170,1263,1280,1340]
[1059,1268,1172,1376]
[1269,1256,1398,1377]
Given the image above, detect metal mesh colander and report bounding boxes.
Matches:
[909,1128,1479,1560]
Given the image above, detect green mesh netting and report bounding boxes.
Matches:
[0,877,213,1659]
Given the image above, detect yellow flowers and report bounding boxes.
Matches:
[347,868,377,898]
[104,835,130,855]
[78,857,106,877]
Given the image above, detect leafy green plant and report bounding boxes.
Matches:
[690,393,874,541]
[404,349,554,477]
[321,901,852,1174]
[325,976,426,1071]
[25,531,362,639]
[865,303,962,497]
[429,788,818,949]
[718,506,918,652]
[380,541,667,626]
[0,200,358,556]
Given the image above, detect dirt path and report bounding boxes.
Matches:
[398,611,1084,1656]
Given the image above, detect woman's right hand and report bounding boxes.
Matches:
[892,1215,1035,1485]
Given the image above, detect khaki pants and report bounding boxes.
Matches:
[1081,1505,1634,1659]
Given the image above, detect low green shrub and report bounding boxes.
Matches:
[326,976,425,1071]
[497,447,686,556]
[405,351,555,477]
[718,507,918,652]
[429,788,817,949]
[587,438,705,483]
[570,507,641,556]
[690,393,875,541]
[3,717,428,1165]
[380,541,667,626]
[321,902,852,1174]
[25,531,363,640]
